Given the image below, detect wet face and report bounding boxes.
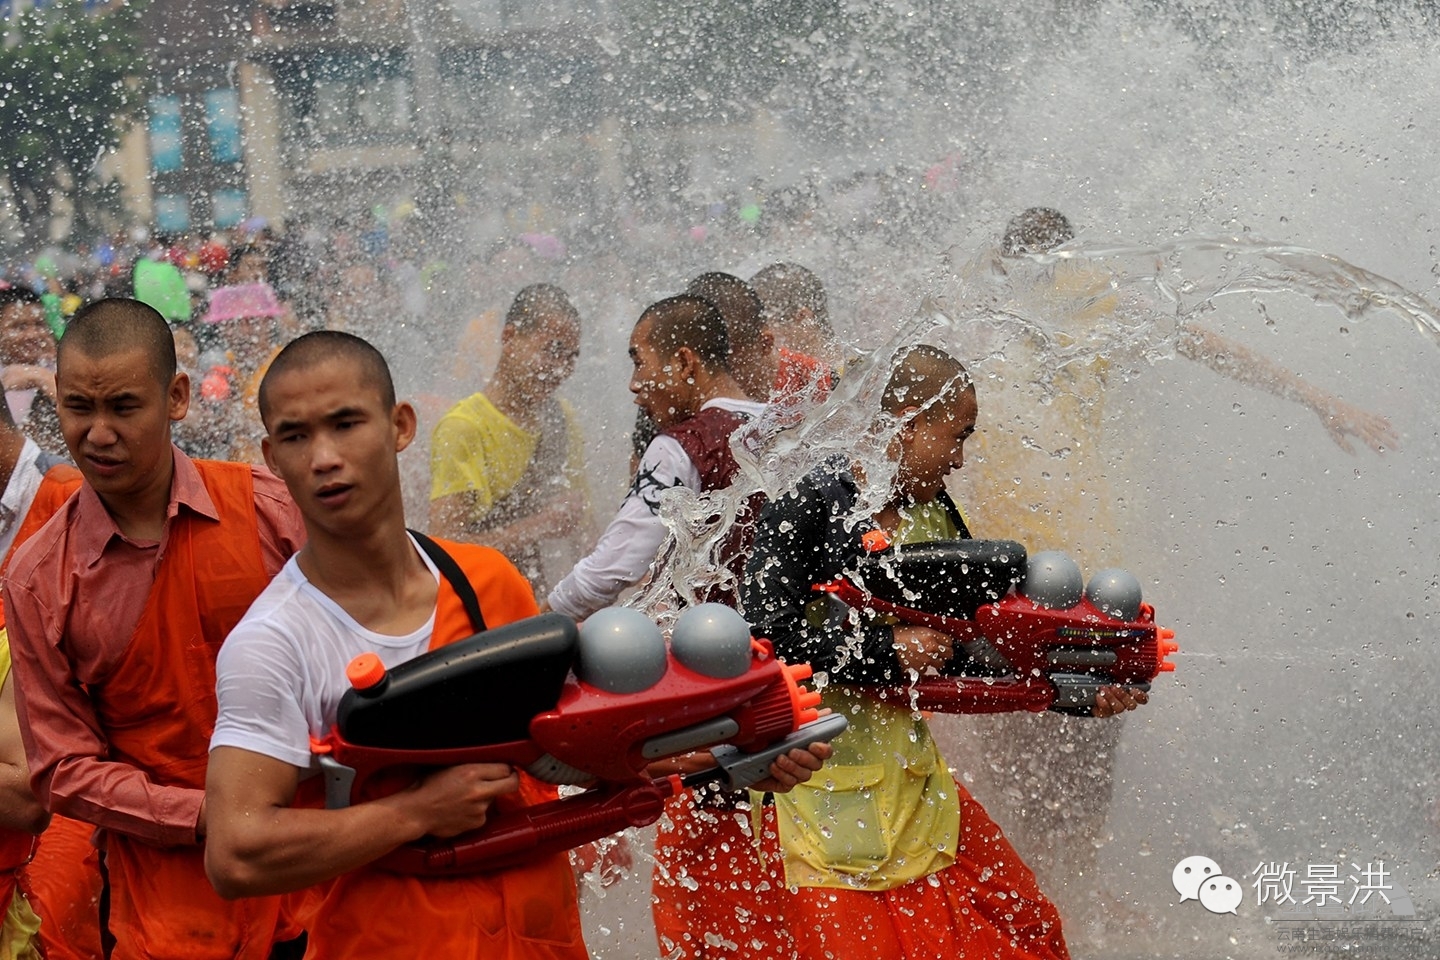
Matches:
[0,302,56,366]
[504,313,580,394]
[261,355,414,537]
[58,345,189,505]
[628,318,692,429]
[895,387,979,501]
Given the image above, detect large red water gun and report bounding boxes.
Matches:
[311,605,845,876]
[814,537,1177,715]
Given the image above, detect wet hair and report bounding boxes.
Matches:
[750,262,830,332]
[881,344,973,417]
[58,298,177,387]
[0,286,43,310]
[1001,207,1075,256]
[504,283,580,333]
[637,295,729,371]
[686,272,764,345]
[258,330,396,429]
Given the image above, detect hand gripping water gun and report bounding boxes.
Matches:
[311,604,846,876]
[813,536,1178,715]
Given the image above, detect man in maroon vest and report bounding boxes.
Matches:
[546,294,814,959]
[545,294,763,619]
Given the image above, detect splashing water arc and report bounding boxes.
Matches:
[12,0,1440,956]
[567,10,1440,958]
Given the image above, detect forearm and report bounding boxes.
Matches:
[42,756,204,846]
[7,592,205,845]
[0,764,47,834]
[206,791,432,899]
[548,504,668,620]
[1176,325,1324,410]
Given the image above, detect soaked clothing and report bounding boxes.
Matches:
[17,815,102,960]
[429,392,587,593]
[213,537,586,960]
[641,402,784,959]
[547,398,763,620]
[3,451,302,845]
[4,452,304,959]
[651,797,796,960]
[742,459,1069,959]
[1,465,99,960]
[0,633,41,960]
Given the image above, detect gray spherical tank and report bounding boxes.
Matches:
[1085,568,1144,622]
[576,607,668,694]
[1024,551,1085,609]
[670,603,753,679]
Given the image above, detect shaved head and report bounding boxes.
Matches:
[1002,207,1074,256]
[687,272,764,345]
[58,298,177,387]
[505,283,580,333]
[258,331,395,429]
[750,262,829,331]
[882,344,973,416]
[637,295,729,371]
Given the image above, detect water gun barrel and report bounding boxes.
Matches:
[819,540,1178,715]
[315,605,842,874]
[376,778,683,876]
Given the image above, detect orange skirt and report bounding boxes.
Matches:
[651,792,795,959]
[781,780,1070,960]
[17,815,103,960]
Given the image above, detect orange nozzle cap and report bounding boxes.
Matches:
[1159,661,1176,672]
[861,529,892,552]
[346,652,387,691]
[1159,628,1176,640]
[785,662,814,683]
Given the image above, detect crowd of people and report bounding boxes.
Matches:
[0,205,1396,959]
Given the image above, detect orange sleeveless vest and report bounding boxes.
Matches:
[91,460,286,960]
[293,538,587,960]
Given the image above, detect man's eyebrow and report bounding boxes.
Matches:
[271,405,368,434]
[62,389,144,404]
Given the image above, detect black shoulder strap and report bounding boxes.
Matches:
[937,490,972,540]
[409,530,488,634]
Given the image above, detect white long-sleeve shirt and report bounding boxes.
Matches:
[547,397,765,620]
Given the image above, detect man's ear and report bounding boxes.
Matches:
[674,345,703,382]
[168,371,191,423]
[393,401,418,453]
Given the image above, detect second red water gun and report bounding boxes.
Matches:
[311,604,845,876]
[814,536,1178,715]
